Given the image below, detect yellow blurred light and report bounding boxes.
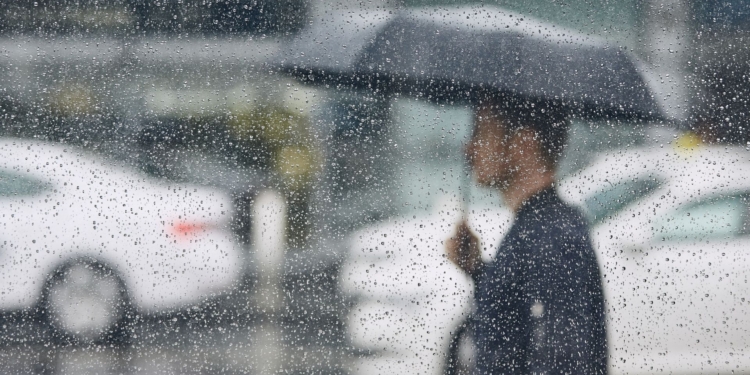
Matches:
[275,146,320,190]
[48,85,96,116]
[228,107,307,145]
[674,132,703,157]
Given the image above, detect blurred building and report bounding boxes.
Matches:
[690,1,750,144]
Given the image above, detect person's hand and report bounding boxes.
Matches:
[445,220,482,275]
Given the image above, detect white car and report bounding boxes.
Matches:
[0,138,244,343]
[341,142,750,375]
[559,143,750,374]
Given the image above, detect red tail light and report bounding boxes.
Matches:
[171,222,215,237]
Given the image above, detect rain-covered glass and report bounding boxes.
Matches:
[1,1,749,375]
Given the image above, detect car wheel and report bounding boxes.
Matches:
[41,258,131,346]
[444,318,475,375]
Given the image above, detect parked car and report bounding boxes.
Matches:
[341,141,750,375]
[559,142,750,374]
[0,138,244,344]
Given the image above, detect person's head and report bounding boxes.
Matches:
[466,96,568,189]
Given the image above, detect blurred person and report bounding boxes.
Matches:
[446,97,607,375]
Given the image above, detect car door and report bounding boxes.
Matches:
[602,190,750,374]
[0,167,55,310]
[579,176,731,373]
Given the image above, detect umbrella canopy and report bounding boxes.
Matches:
[274,6,663,120]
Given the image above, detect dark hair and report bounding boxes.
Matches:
[477,94,569,167]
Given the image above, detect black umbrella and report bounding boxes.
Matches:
[274,6,663,120]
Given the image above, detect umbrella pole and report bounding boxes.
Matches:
[460,158,472,221]
[455,158,475,266]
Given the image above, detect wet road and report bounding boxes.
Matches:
[2,326,263,375]
[1,318,351,375]
[0,264,352,375]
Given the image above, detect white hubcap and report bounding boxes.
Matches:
[47,264,123,341]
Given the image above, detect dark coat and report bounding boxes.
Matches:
[471,187,607,375]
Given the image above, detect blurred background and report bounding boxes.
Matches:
[1,1,750,374]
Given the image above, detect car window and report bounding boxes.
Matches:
[0,169,50,197]
[654,194,750,242]
[582,177,662,224]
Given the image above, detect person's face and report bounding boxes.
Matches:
[465,106,515,188]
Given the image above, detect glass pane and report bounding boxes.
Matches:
[5,1,750,375]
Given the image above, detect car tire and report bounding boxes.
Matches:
[444,317,475,375]
[40,258,132,346]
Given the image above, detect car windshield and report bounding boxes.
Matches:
[655,194,750,242]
